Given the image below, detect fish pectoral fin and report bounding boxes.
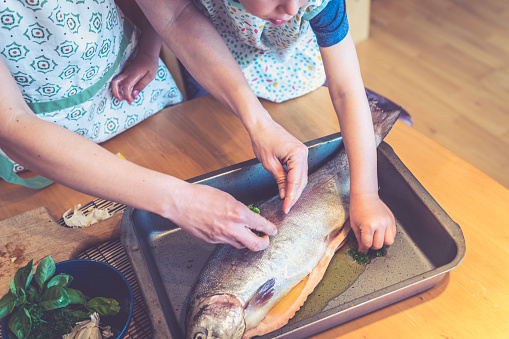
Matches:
[246,278,276,309]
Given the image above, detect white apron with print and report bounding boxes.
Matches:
[0,0,182,187]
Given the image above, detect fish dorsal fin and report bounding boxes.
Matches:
[247,278,276,309]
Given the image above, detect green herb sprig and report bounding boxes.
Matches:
[0,255,120,339]
[247,205,266,237]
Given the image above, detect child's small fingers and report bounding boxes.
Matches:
[122,73,146,104]
[384,225,396,246]
[121,83,134,104]
[110,75,126,101]
[132,73,154,96]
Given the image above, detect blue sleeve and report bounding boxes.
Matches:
[309,0,349,48]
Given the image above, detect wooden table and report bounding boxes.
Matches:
[1,87,508,338]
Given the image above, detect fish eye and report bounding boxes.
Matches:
[194,333,207,339]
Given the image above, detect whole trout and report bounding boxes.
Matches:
[185,103,400,339]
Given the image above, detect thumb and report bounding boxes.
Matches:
[132,73,154,97]
[266,161,288,200]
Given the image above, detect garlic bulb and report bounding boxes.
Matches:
[63,313,102,339]
[63,204,117,228]
[102,326,114,338]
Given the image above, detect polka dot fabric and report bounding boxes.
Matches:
[193,0,328,102]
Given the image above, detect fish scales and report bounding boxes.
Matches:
[185,102,400,339]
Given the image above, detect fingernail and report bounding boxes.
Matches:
[271,228,278,236]
[279,188,286,200]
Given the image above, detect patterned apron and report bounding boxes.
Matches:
[0,0,183,188]
[193,0,330,102]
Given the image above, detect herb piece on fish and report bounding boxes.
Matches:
[248,205,266,237]
[247,205,260,214]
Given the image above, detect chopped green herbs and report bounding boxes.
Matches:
[347,233,388,264]
[28,308,77,339]
[247,205,260,214]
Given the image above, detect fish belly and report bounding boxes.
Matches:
[243,222,351,339]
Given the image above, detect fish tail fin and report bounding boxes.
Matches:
[369,99,401,146]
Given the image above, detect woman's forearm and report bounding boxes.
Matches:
[2,111,182,218]
[135,0,273,129]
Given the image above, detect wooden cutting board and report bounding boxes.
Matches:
[0,207,122,292]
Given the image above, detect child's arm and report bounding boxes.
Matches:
[0,59,277,251]
[111,0,162,104]
[135,0,309,213]
[320,32,396,253]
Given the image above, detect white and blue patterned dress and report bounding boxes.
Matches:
[0,0,183,187]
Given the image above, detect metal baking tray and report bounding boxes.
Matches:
[120,135,466,339]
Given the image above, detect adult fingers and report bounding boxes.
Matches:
[265,159,288,201]
[238,211,277,251]
[235,229,270,251]
[282,151,308,214]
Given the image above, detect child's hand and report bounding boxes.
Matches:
[111,51,158,104]
[349,193,396,253]
[249,118,309,214]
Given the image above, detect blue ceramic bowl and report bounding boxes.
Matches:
[1,259,133,339]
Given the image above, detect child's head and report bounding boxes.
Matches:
[238,0,308,24]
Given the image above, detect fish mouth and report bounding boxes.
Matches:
[186,294,246,339]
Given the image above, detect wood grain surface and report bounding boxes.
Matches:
[357,0,509,189]
[1,87,508,338]
[0,208,122,290]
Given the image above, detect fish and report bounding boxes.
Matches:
[185,101,400,339]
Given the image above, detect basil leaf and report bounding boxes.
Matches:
[0,291,17,319]
[64,288,87,306]
[14,287,26,307]
[71,310,91,319]
[8,307,31,339]
[25,286,38,304]
[39,286,70,311]
[13,260,33,290]
[10,280,16,296]
[86,297,120,316]
[46,273,73,288]
[34,255,55,290]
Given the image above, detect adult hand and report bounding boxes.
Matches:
[111,51,158,104]
[349,192,396,253]
[248,118,309,214]
[170,183,278,251]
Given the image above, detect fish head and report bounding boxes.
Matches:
[186,293,246,339]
